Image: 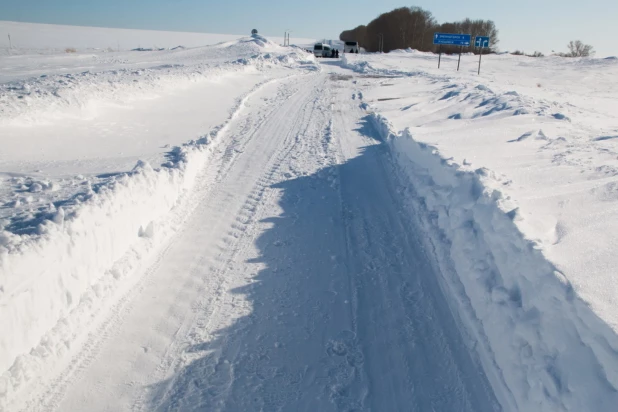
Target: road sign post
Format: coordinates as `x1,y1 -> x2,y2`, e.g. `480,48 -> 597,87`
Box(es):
457,46 -> 463,71
478,50 -> 482,74
433,33 -> 471,70
474,36 -> 490,74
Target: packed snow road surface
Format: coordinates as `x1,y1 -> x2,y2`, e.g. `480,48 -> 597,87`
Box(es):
5,27 -> 618,412
14,71 -> 498,411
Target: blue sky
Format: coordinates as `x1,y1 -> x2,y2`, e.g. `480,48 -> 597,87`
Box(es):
1,0 -> 616,56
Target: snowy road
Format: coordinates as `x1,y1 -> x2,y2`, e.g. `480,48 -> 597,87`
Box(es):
23,69 -> 499,411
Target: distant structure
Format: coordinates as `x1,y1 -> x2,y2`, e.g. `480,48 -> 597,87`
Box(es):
251,29 -> 258,35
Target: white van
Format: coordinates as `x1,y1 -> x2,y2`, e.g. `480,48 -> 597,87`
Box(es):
313,43 -> 333,58
344,41 -> 359,53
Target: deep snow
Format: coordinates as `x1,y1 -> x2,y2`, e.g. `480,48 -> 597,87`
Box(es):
0,27 -> 318,410
2,21 -> 618,412
340,51 -> 618,334
338,51 -> 618,410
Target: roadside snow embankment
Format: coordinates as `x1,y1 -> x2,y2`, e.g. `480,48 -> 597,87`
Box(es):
0,39 -> 316,407
1,63 -> 225,124
341,53 -> 423,78
0,36 -> 316,125
0,126 -> 217,404
369,113 -> 618,411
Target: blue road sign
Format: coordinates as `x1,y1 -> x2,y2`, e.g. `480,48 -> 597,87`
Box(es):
433,33 -> 471,46
475,36 -> 490,48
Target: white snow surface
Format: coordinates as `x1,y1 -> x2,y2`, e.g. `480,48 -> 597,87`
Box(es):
0,25 -> 318,410
0,20 -> 315,54
2,23 -> 618,412
341,51 -> 618,410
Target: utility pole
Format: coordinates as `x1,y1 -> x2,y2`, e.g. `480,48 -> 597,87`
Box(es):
377,33 -> 384,53
8,34 -> 12,49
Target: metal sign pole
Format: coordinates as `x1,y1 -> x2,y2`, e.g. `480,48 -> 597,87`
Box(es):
457,45 -> 462,71
478,48 -> 482,75
434,33 -> 471,70
474,37 -> 490,74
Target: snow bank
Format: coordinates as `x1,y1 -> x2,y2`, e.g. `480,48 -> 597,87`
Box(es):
0,42 -> 316,406
340,53 -> 372,74
0,91 -> 258,405
0,45 -> 314,125
368,113 -> 618,411
0,63 -> 224,124
0,131 -> 210,402
341,53 -> 422,78
233,47 -> 317,70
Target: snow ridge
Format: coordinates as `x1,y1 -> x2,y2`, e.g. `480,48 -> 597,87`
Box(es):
368,112 -> 618,411
0,48 -> 313,407
0,47 -> 314,126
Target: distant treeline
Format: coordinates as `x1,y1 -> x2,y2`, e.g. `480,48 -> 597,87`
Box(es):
340,7 -> 499,54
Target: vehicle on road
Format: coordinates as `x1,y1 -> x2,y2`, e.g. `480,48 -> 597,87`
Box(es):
344,41 -> 360,53
313,43 -> 334,58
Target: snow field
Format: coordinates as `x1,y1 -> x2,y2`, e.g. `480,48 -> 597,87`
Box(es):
1,89 -> 234,406
0,44 -> 315,125
2,20 -> 618,411
0,39 -> 317,239
370,114 -> 618,410
345,51 -> 618,327
0,21 -> 315,54
0,35 -> 317,408
341,49 -> 618,410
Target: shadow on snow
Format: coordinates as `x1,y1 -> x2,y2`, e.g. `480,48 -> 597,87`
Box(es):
145,116 -> 618,412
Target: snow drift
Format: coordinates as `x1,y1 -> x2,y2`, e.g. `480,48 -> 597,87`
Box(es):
0,38 -> 316,407
0,112 -> 222,404
368,112 -> 618,411
0,39 -> 315,125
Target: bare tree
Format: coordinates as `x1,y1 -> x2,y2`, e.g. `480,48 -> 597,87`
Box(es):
409,7 -> 436,50
566,40 -> 595,57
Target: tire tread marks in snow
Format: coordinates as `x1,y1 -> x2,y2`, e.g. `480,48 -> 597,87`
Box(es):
45,71 -> 499,412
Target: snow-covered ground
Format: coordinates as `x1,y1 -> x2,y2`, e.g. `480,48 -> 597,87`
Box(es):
337,50 -> 618,410
341,50 -> 618,331
0,24 -> 318,410
2,21 -> 618,412
0,21 -> 315,53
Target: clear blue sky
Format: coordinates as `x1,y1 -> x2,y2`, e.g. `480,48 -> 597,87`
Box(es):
1,0 -> 616,56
